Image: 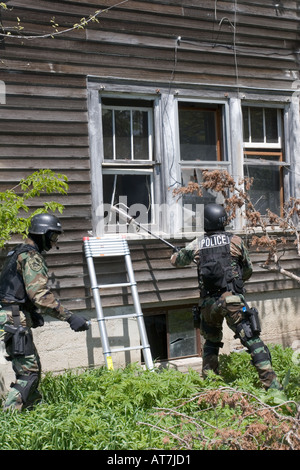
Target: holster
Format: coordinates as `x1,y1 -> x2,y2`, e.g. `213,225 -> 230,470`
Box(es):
2,304 -> 35,357
235,305 -> 261,341
244,305 -> 261,336
3,324 -> 27,356
192,305 -> 201,328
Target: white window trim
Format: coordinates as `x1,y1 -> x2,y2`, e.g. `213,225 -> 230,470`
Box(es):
242,104 -> 290,219
88,79 -> 300,238
101,101 -> 156,229
175,97 -> 231,166
102,104 -> 154,162
171,97 -> 232,236
88,88 -> 164,237
242,105 -> 283,149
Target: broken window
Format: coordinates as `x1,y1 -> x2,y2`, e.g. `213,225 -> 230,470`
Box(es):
177,102 -> 228,231
101,99 -> 154,229
143,306 -> 200,361
103,171 -> 153,224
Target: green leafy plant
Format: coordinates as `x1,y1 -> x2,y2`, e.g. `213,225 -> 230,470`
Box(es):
0,345 -> 298,450
0,169 -> 68,247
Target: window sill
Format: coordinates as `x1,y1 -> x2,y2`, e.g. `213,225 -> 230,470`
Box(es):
102,161 -> 156,167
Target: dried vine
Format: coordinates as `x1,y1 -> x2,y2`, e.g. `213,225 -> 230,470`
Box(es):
139,387 -> 300,450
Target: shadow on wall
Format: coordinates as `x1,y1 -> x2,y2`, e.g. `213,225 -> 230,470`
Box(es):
0,373 -> 6,395
247,290 -> 300,348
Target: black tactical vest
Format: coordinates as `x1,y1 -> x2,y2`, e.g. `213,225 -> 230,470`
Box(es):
0,244 -> 37,304
197,232 -> 235,296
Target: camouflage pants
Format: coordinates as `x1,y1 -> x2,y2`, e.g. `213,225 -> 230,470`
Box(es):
199,292 -> 282,390
0,311 -> 42,411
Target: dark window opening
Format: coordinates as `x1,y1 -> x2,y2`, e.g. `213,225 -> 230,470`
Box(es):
178,102 -> 223,162
103,173 -> 152,224
142,306 -> 201,362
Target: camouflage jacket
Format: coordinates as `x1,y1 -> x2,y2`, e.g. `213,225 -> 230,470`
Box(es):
171,232 -> 253,285
1,239 -> 71,321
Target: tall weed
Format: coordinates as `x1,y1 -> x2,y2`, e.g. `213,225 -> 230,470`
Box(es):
0,344 -> 298,450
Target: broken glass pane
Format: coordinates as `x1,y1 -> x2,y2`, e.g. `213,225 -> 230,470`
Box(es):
103,173 -> 152,223
245,165 -> 281,215
168,309 -> 197,358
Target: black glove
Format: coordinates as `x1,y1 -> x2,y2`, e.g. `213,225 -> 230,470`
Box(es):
67,314 -> 89,332
172,246 -> 182,253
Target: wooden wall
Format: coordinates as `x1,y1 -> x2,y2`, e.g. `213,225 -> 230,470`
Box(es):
0,1 -> 299,312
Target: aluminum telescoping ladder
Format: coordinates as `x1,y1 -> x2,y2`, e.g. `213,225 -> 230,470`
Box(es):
83,237 -> 154,371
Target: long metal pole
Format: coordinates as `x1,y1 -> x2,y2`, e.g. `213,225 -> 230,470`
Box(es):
111,204 -> 176,250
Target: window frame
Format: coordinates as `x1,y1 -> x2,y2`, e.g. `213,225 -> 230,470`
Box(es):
143,305 -> 202,362
176,98 -> 231,169
242,104 -> 287,216
98,94 -> 159,233
175,98 -> 231,234
242,106 -> 282,149
102,104 -> 154,163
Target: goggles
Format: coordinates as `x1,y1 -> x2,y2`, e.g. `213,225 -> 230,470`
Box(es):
49,232 -> 60,243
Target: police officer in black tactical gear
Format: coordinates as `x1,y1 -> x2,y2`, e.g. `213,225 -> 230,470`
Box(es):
171,203 -> 282,390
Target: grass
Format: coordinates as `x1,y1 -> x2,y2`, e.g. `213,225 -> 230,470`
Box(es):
0,344 -> 299,450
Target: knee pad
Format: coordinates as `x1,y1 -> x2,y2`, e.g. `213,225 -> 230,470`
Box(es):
12,373 -> 39,404
248,341 -> 272,366
203,339 -> 223,357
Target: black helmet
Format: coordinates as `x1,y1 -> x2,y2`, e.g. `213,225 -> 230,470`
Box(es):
204,203 -> 227,232
29,213 -> 63,235
28,213 -> 63,252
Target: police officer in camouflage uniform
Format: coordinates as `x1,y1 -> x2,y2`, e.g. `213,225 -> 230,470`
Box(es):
0,213 -> 89,411
171,203 -> 282,391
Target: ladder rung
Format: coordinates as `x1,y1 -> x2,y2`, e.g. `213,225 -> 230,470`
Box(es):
83,237 -> 130,257
102,313 -> 140,320
110,345 -> 145,353
97,282 -> 135,289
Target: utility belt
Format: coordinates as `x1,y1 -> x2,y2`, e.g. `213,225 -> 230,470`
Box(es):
200,287 -> 227,298
200,280 -> 244,299
1,302 -> 44,329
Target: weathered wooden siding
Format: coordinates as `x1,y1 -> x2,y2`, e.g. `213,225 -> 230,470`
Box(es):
81,239 -> 300,310
0,1 -> 299,311
1,1 -> 299,87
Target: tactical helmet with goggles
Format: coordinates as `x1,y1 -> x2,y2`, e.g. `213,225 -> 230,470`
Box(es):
204,203 -> 227,232
28,213 -> 63,252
